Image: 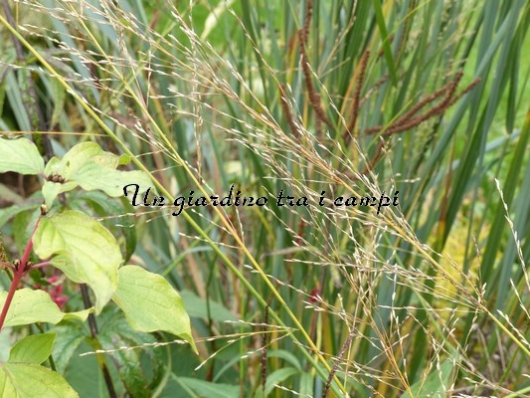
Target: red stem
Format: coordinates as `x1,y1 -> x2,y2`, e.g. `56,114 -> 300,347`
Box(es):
29,261 -> 51,270
0,215 -> 43,332
0,262 -> 14,271
0,266 -> 24,331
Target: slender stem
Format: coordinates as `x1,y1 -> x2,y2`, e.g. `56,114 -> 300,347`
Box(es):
0,266 -> 24,331
20,237 -> 34,268
0,214 -> 43,331
0,262 -> 15,271
29,261 -> 51,270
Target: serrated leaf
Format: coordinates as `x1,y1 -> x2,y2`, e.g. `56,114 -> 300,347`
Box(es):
0,138 -> 44,175
112,266 -> 196,353
9,333 -> 56,364
0,362 -> 78,398
33,210 -> 121,314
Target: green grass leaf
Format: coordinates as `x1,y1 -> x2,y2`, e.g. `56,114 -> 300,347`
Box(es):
402,360 -> 454,398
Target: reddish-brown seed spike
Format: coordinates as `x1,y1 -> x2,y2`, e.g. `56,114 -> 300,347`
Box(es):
344,50 -> 370,145
299,0 -> 333,131
279,84 -> 301,140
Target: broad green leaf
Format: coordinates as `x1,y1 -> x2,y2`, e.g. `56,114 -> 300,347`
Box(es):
9,333 -> 56,364
50,325 -> 86,374
62,309 -> 92,322
0,289 -> 90,327
72,165 -> 152,199
42,181 -> 77,209
176,377 -> 238,398
402,360 -> 454,398
0,138 -> 44,175
180,290 -> 238,323
97,311 -> 162,398
0,289 -> 63,327
33,210 -> 121,314
112,266 -> 196,353
42,142 -> 151,206
0,362 -> 78,398
44,142 -> 118,177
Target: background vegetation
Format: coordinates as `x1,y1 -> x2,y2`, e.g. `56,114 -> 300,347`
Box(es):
1,0 -> 529,396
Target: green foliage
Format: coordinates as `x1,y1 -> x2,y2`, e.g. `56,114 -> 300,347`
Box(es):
0,137 -> 195,396
9,333 -> 56,364
0,289 -> 90,327
34,211 -> 121,314
112,265 -> 197,353
0,138 -> 44,175
0,0 -> 529,397
0,362 -> 78,398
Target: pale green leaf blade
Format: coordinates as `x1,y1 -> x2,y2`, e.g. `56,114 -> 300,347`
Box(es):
9,333 -> 56,364
176,377 -> 238,398
0,363 -> 78,398
265,367 -> 299,395
0,289 -> 64,327
112,265 -> 196,353
0,138 -> 44,175
62,308 -> 92,322
72,166 -> 152,198
42,181 -> 78,208
33,210 -> 121,314
48,142 -> 117,179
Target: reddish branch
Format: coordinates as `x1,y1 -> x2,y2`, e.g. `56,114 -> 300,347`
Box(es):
344,50 -> 370,145
356,72 -> 481,176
